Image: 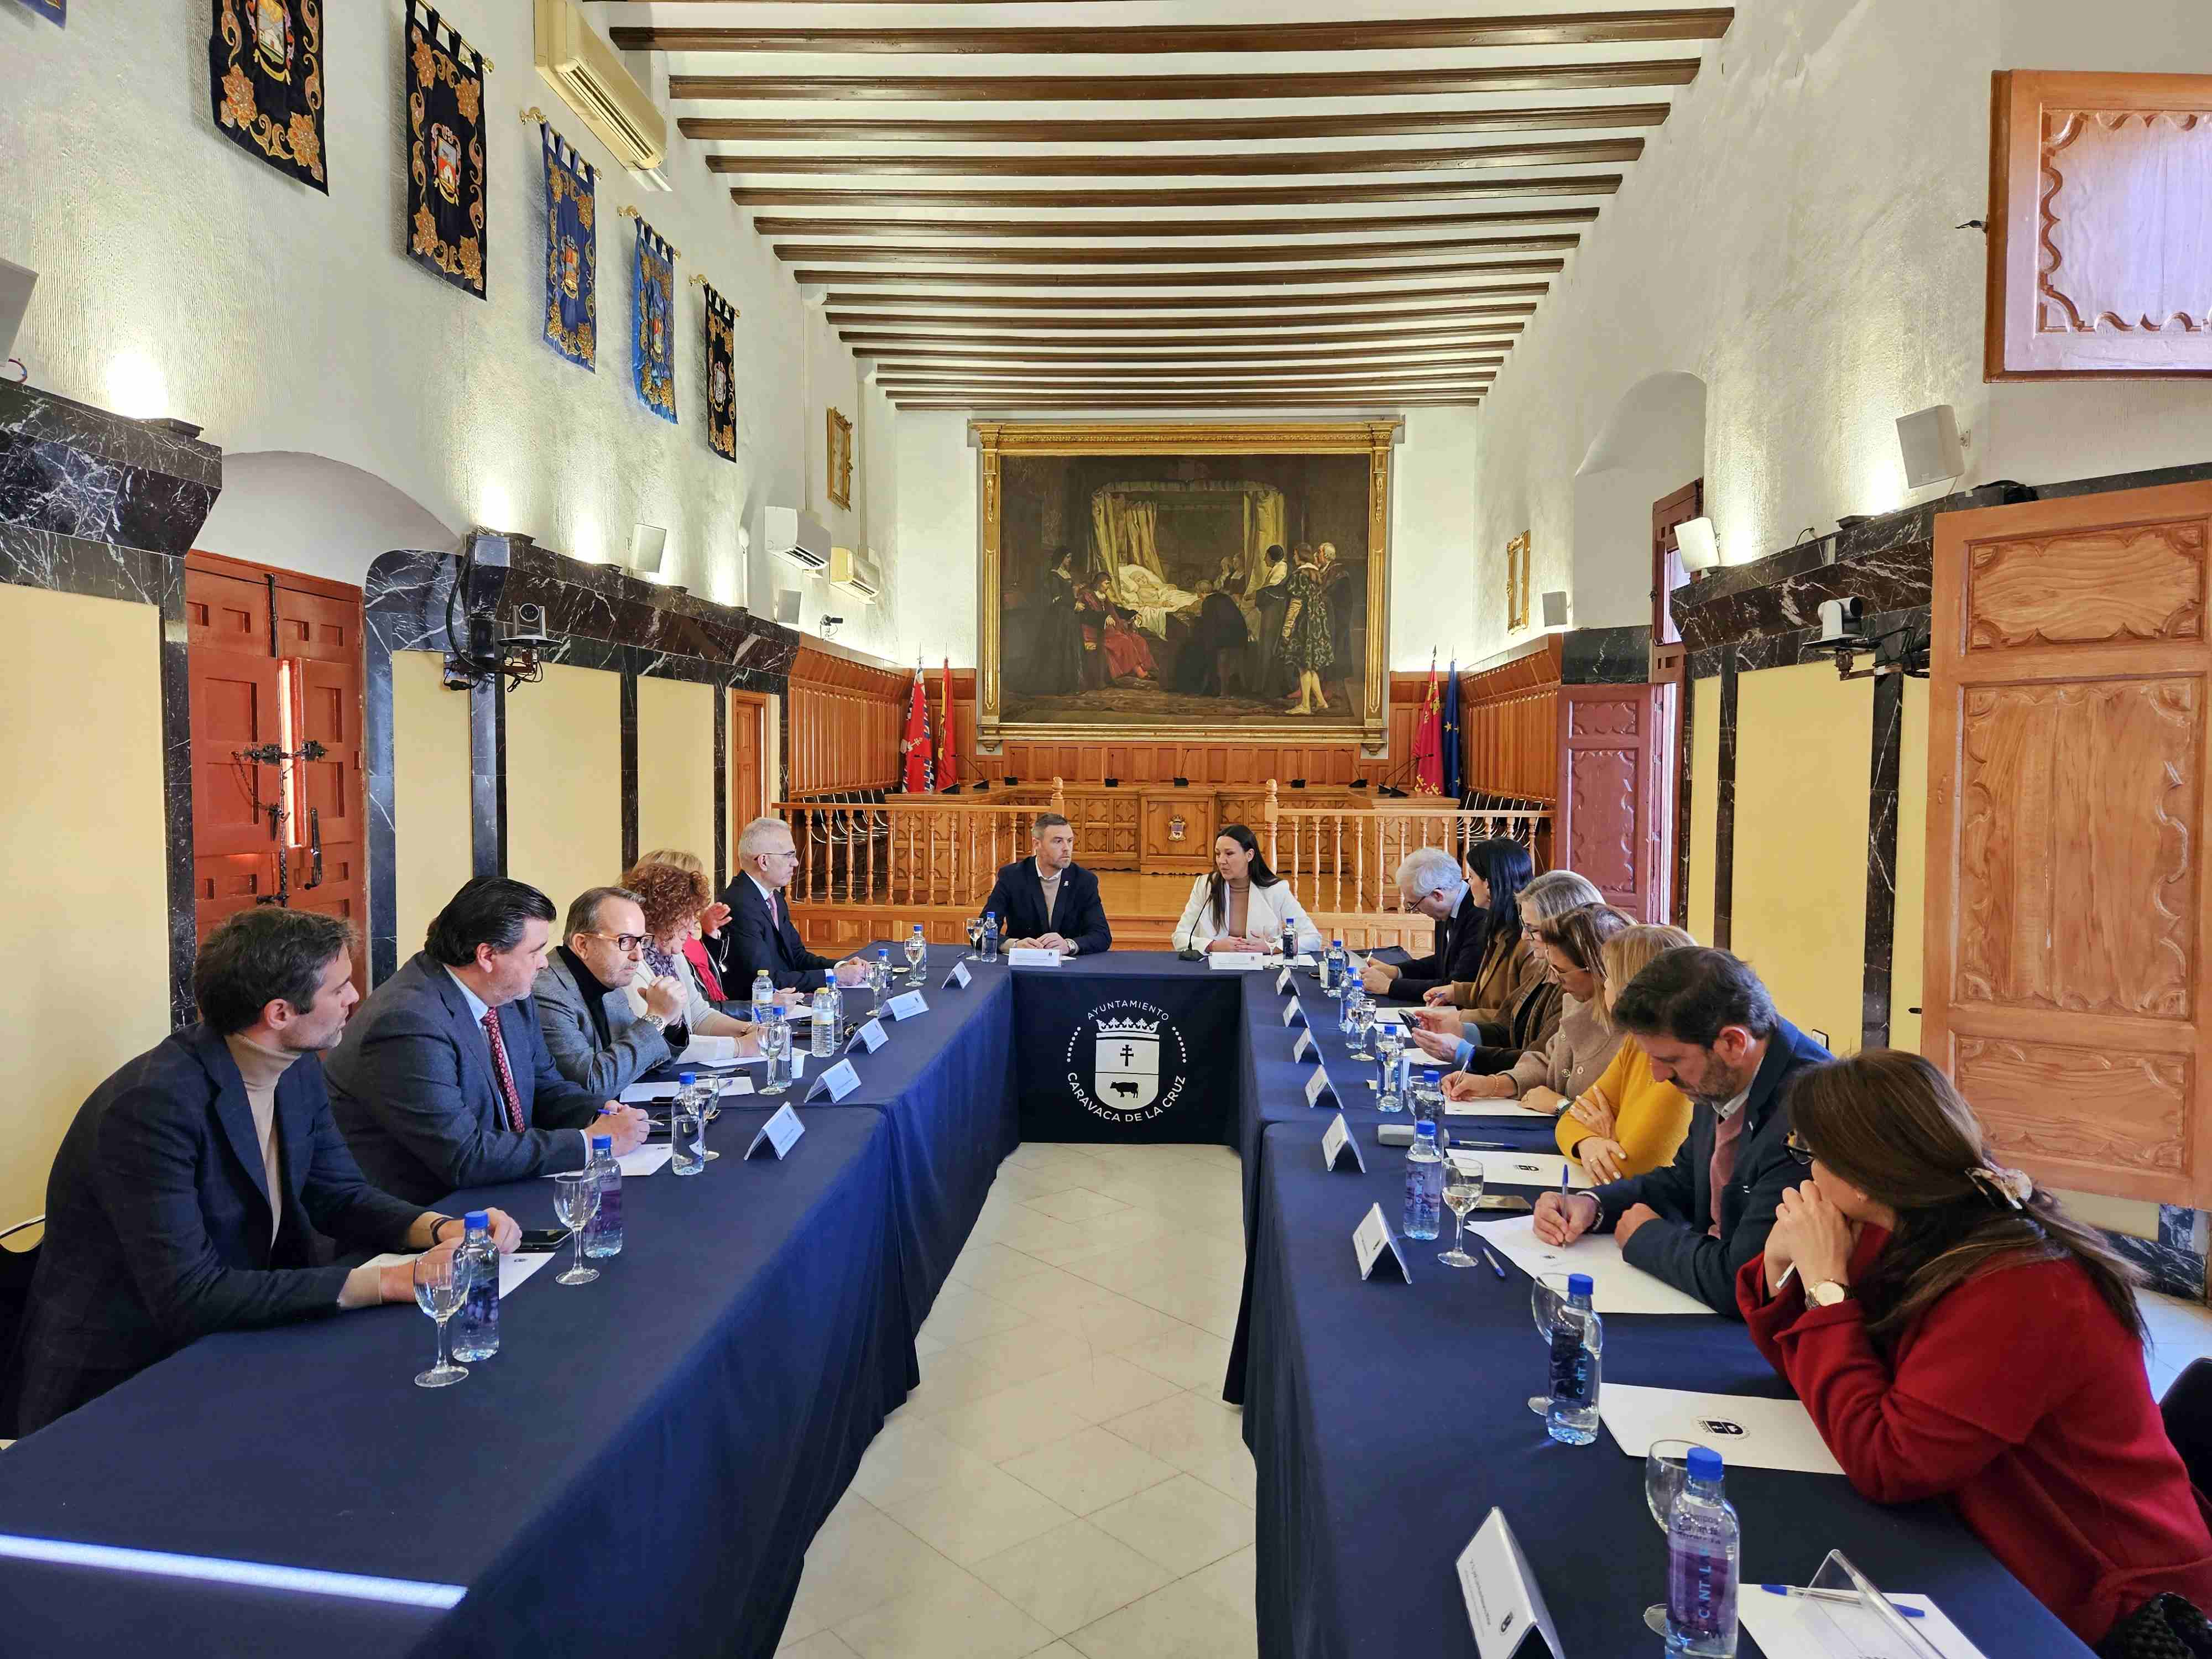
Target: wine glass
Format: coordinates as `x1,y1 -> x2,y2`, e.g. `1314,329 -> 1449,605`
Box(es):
1439,1163 -> 1485,1266
552,1172 -> 601,1286
412,1250 -> 470,1388
962,916 -> 984,957
904,928 -> 928,983
700,1076 -> 724,1162
1642,1439 -> 1705,1635
1529,1270 -> 1574,1414
761,1013 -> 792,1095
1343,991 -> 1375,1060
1373,1024 -> 1405,1112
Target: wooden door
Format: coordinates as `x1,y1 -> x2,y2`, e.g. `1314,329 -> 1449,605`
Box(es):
277,585 -> 366,986
1650,478 -> 1703,683
1556,683 -> 1668,923
731,690 -> 768,823
185,566 -> 284,935
1925,481 -> 2212,1205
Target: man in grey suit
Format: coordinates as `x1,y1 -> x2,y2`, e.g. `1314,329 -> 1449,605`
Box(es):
327,878 -> 649,1207
534,885 -> 690,1097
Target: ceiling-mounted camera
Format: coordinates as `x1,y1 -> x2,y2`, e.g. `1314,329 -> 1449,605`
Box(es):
442,548 -> 557,691
820,614 -> 845,639
507,602 -> 554,648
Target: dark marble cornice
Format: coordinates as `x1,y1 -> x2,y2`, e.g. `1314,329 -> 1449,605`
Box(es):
1561,624 -> 1648,685
0,380 -> 220,559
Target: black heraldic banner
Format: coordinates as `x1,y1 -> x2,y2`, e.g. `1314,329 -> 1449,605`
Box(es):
404,4 -> 487,299
210,0 -> 326,190
705,284 -> 738,461
1016,984 -> 1239,1145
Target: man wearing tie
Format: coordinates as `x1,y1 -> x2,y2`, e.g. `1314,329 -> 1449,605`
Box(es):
720,816 -> 869,993
326,877 -> 649,1207
983,813 -> 1113,957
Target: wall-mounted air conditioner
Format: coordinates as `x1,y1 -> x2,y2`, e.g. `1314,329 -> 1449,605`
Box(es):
830,547 -> 881,604
535,0 -> 670,186
764,505 -> 830,572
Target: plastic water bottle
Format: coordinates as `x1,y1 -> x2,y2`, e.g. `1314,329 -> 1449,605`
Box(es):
583,1134 -> 623,1258
762,1009 -> 791,1093
1402,1119 -> 1444,1240
451,1209 -> 500,1360
1324,937 -> 1348,995
1666,1447 -> 1740,1657
1280,916 -> 1298,961
981,910 -> 1000,963
671,1072 -> 707,1175
811,984 -> 838,1057
905,922 -> 927,981
1547,1271 -> 1603,1446
752,968 -> 775,1028
1412,1067 -> 1445,1130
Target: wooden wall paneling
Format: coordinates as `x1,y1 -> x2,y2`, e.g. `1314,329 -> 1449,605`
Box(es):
1459,638 -> 1564,800
788,644 -> 908,796
1926,479 -> 2212,1205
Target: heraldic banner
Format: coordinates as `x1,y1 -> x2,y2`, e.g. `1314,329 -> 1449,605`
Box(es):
541,124 -> 596,369
704,283 -> 737,460
209,0 -> 326,190
404,3 -> 487,300
633,218 -> 677,424
23,0 -> 66,25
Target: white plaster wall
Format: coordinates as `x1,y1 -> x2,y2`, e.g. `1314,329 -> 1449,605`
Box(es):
196,451 -> 460,585
1468,0 -> 2212,658
882,405 -> 1479,679
0,2 -> 876,640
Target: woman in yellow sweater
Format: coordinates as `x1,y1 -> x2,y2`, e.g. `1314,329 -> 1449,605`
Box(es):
1555,924 -> 1697,1182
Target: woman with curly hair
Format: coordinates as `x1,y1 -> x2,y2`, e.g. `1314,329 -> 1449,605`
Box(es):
634,848 -> 737,999
619,857 -> 760,1042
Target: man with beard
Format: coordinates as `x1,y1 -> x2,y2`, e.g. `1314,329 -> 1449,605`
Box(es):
1530,947 -> 1830,1315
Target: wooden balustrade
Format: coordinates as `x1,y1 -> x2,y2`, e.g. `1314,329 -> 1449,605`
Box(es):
1263,792 -> 1551,915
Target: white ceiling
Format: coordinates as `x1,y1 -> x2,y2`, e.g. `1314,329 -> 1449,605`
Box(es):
602,2 -> 1733,411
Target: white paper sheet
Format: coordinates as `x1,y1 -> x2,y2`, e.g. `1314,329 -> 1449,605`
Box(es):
362,1248 -> 556,1298
1448,1150 -> 1593,1191
1469,1214 -> 1714,1315
1739,1589 -> 1983,1659
1444,1100 -> 1554,1121
679,1035 -> 739,1065
1598,1384 -> 1845,1474
617,1144 -> 674,1177
619,1081 -> 681,1103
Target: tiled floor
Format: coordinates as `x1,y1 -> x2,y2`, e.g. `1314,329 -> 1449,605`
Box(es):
778,1140 -> 1258,1659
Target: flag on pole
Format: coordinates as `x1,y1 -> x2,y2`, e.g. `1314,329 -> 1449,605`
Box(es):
900,666 -> 935,794
939,659 -> 956,789
1412,652 -> 1445,796
1441,659 -> 1463,802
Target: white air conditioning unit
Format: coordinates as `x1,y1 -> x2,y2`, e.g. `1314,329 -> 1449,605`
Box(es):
830,547 -> 882,604
535,0 -> 669,183
764,505 -> 830,572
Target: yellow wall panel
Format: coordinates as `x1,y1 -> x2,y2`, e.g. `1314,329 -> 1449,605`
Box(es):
1686,676 -> 1721,947
637,677 -> 716,870
0,588 -> 169,1223
1892,675 -> 1929,1056
1731,663 -> 1871,1055
504,663 -> 622,917
392,650 -> 473,964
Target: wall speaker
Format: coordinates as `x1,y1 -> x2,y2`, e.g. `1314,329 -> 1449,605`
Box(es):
628,523 -> 667,576
1896,404 -> 1964,490
0,257 -> 35,363
773,590 -> 801,625
1674,517 -> 1721,572
1540,589 -> 1568,629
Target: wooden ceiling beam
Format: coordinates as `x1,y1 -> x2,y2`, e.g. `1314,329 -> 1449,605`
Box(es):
756,208 -> 1598,241
821,290 -> 1548,314
877,377 -> 1501,392
708,138 -> 1641,178
829,304 -> 1538,331
672,62 -> 1699,102
871,353 -> 1507,371
895,400 -> 1482,410
794,260 -> 1561,288
778,236 -> 1577,267
841,325 -> 1524,348
683,105 -> 1670,146
862,342 -> 1510,362
732,175 -> 1620,210
615,13 -> 1733,54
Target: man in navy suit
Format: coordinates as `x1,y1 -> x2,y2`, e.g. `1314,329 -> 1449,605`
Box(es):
326,878 -> 649,1207
13,910 -> 519,1434
982,813 -> 1113,957
719,815 -> 870,994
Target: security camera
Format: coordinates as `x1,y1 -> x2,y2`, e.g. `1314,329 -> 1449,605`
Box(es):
820,614 -> 845,638
503,601 -> 555,648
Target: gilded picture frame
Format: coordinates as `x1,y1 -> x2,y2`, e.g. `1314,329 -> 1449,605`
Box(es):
1506,531 -> 1532,632
973,419 -> 1400,754
826,408 -> 854,510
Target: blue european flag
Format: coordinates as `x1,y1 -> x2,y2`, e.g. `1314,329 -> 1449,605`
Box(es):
1441,660 -> 1462,801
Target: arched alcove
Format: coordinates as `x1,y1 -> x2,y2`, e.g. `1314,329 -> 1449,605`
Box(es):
1569,373 -> 1709,629
195,451 -> 460,589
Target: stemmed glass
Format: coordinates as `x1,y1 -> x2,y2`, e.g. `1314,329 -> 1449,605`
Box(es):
1343,990 -> 1376,1060
552,1171 -> 602,1286
412,1250 -> 470,1388
1642,1439 -> 1704,1635
1374,1024 -> 1406,1113
1439,1163 -> 1485,1266
1528,1270 -> 1575,1414
701,1076 -> 724,1161
761,1013 -> 792,1095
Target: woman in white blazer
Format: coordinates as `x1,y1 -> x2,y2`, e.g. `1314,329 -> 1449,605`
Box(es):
1173,824 -> 1326,955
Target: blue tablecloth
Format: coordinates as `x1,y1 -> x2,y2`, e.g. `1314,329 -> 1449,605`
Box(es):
0,1107 -> 916,1659
1240,1115 -> 2092,1658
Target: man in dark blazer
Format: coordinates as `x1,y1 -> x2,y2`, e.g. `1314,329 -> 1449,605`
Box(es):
13,910 -> 518,1434
1364,846 -> 1486,1002
719,815 -> 870,993
1532,947 -> 1832,1316
326,878 -> 648,1207
982,812 -> 1113,957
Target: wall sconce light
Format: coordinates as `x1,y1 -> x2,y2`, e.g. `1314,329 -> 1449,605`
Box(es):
628,523 -> 667,576
1896,404 -> 1966,491
1674,517 -> 1721,572
1802,596 -> 1929,681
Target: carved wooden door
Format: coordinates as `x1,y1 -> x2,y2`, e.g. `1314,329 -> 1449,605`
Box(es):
1556,684 -> 1668,924
185,565 -> 284,937
1925,481 -> 2212,1205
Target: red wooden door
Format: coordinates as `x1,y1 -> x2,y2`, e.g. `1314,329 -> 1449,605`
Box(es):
186,566 -> 285,936
1556,682 -> 1668,923
731,691 -> 768,823
277,586 -> 366,987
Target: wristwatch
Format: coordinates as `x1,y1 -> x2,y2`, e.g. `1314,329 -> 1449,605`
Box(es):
1808,1280 -> 1853,1308
640,1012 -> 667,1034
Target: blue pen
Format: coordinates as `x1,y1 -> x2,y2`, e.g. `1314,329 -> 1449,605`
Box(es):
1758,1586 -> 1924,1619
1558,1164 -> 1571,1197
1480,1244 -> 1507,1279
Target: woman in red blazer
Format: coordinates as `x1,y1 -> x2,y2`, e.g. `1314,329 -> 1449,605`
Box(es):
1739,1050 -> 2212,1650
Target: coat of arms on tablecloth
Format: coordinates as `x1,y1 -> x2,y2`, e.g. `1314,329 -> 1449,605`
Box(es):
1094,1016 -> 1162,1112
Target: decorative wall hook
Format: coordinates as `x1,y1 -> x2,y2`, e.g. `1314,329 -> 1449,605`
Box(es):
520,106 -> 545,123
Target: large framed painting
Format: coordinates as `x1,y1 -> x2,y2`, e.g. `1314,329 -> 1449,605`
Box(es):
975,420 -> 1398,753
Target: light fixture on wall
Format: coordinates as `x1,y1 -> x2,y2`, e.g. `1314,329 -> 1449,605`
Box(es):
628,523 -> 667,576
1896,404 -> 1968,491
1801,596 -> 1929,682
1674,516 -> 1721,572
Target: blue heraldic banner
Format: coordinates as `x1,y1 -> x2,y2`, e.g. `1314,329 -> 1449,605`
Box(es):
209,0 -> 326,190
633,220 -> 677,424
705,284 -> 737,461
21,0 -> 65,24
404,3 -> 486,299
541,124 -> 596,369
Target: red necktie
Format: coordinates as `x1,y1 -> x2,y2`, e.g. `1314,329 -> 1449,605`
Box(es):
768,888 -> 780,932
481,1009 -> 526,1133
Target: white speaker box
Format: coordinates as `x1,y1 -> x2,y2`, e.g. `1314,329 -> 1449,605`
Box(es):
1540,589 -> 1568,628
1896,405 -> 1964,490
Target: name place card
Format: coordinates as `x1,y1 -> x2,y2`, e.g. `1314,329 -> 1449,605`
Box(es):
1291,1028 -> 1315,1063
1320,1112 -> 1364,1173
885,990 -> 930,1021
745,1103 -> 807,1161
1207,952 -> 1267,971
943,961 -> 973,989
1006,947 -> 1062,967
1457,1509 -> 1564,1659
1281,998 -> 1308,1029
1276,966 -> 1295,994
849,1018 -> 888,1053
806,1058 -> 862,1103
1352,1202 -> 1412,1282
1305,1067 -> 1338,1109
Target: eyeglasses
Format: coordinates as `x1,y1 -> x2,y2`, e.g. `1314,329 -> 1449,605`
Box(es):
758,849 -> 799,863
1785,1131 -> 1814,1167
584,931 -> 648,952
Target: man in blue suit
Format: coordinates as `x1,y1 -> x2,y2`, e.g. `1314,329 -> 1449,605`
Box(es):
983,813 -> 1113,957
327,878 -> 649,1207
13,910 -> 517,1434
